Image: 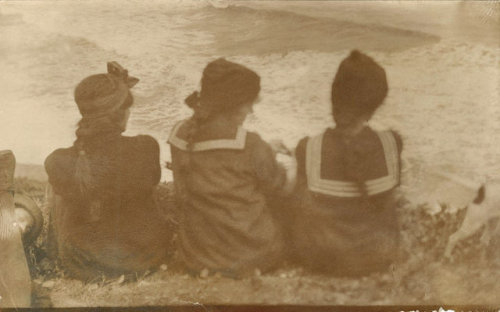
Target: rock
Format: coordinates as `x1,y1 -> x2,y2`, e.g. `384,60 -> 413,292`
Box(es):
426,202 -> 442,215
138,280 -> 151,287
88,284 -> 98,290
254,268 -> 261,277
160,264 -> 168,271
116,275 -> 125,284
42,280 -> 55,289
39,258 -> 55,274
250,276 -> 263,289
199,268 -> 209,279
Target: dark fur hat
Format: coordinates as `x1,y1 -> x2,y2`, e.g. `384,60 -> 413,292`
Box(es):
186,58 -> 260,114
331,50 -> 388,119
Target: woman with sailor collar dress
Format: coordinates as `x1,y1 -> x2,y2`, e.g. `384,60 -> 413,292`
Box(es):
289,50 -> 403,277
168,58 -> 290,277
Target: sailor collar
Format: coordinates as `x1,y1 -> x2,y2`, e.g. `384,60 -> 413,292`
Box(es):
168,120 -> 247,152
306,129 -> 399,197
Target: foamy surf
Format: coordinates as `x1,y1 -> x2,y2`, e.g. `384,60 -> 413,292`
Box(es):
0,0 -> 498,182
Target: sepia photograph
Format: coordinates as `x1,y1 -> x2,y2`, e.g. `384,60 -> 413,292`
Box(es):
1,0 -> 499,310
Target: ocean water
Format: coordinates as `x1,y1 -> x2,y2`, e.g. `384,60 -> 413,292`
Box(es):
1,0 -> 499,182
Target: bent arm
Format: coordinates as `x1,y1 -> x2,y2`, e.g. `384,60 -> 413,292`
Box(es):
250,134 -> 288,197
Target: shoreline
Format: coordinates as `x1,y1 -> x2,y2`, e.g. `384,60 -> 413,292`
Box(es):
16,163 -> 48,182
1,2 -> 498,174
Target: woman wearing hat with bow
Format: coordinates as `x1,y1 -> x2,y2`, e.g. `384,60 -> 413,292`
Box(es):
45,62 -> 172,281
168,58 -> 290,277
289,50 -> 403,276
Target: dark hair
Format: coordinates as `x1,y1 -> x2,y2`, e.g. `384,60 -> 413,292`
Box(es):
73,75 -> 133,198
331,50 -> 388,201
183,91 -> 210,151
341,138 -> 370,200
184,58 -> 260,150
331,50 -> 388,124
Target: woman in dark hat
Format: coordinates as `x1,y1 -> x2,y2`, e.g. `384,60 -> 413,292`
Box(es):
289,50 -> 403,276
45,62 -> 172,281
168,58 -> 289,277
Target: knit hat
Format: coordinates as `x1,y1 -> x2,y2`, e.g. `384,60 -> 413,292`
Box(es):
75,62 -> 139,118
331,50 -> 388,118
185,58 -> 260,114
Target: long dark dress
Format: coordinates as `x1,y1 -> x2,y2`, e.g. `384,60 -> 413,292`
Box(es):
289,127 -> 403,276
168,120 -> 286,276
45,135 -> 172,281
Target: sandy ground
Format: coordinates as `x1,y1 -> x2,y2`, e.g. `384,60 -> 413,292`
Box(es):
12,167 -> 500,308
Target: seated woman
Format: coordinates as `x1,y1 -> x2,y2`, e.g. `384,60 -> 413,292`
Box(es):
45,62 -> 172,282
168,58 -> 290,277
289,50 -> 403,277
0,150 -> 31,307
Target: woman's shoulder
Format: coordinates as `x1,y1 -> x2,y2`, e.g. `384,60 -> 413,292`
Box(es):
167,119 -> 191,141
121,135 -> 160,152
245,130 -> 264,145
295,129 -> 328,152
370,127 -> 401,139
384,129 -> 403,154
44,147 -> 75,169
44,147 -> 77,182
357,127 -> 403,156
245,131 -> 276,153
244,131 -> 279,163
362,127 -> 403,154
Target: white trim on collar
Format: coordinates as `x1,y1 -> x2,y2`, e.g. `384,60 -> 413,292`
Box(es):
168,120 -> 247,152
306,130 -> 399,197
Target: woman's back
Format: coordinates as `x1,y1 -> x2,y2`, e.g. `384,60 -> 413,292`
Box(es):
287,50 -> 403,276
44,63 -> 172,280
46,135 -> 160,204
291,127 -> 402,276
169,120 -> 285,275
46,134 -> 171,280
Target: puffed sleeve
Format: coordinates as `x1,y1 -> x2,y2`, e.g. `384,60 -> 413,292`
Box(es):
44,149 -> 78,197
136,135 -> 161,186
